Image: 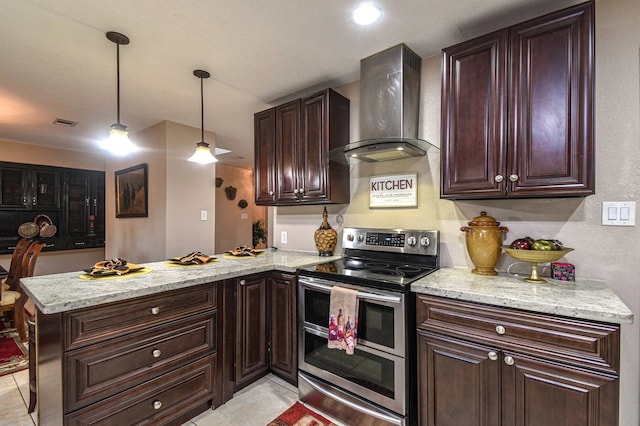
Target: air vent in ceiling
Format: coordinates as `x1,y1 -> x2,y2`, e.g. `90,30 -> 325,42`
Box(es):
52,118 -> 78,127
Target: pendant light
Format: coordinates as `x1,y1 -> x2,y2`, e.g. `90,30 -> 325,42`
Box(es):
100,31 -> 138,155
188,69 -> 218,164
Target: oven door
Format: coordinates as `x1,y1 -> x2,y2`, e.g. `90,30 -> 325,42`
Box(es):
298,276 -> 407,415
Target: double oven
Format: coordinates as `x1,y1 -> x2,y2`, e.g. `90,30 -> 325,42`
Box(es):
298,227 -> 439,426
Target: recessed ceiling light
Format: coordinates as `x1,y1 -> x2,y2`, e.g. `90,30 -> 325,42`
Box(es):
351,3 -> 382,26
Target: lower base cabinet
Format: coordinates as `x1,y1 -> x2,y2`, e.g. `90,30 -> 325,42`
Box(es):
417,295 -> 620,426
228,271 -> 298,394
37,283 -> 222,426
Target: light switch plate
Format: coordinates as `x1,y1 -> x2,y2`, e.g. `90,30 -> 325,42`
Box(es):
602,201 -> 636,226
200,210 -> 207,221
281,231 -> 288,244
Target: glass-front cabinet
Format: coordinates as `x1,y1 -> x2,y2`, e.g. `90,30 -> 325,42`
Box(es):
0,161 -> 105,254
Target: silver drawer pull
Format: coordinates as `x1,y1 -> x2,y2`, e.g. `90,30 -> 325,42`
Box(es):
495,325 -> 506,335
504,356 -> 515,366
153,400 -> 162,410
240,279 -> 246,286
152,349 -> 162,358
488,351 -> 498,361
150,307 -> 160,315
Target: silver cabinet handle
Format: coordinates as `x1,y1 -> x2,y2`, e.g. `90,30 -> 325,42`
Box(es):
299,187 -> 304,193
153,400 -> 162,410
240,279 -> 246,286
488,351 -> 498,361
495,175 -> 504,183
495,325 -> 506,335
504,356 -> 515,366
293,188 -> 299,194
152,349 -> 161,358
509,174 -> 519,182
269,190 -> 274,196
32,196 -> 37,205
23,196 -> 27,206
150,307 -> 160,315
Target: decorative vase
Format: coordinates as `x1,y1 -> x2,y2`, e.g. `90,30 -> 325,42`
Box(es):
314,207 -> 338,256
461,211 -> 509,275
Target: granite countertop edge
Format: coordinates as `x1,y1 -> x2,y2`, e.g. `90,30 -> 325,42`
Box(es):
21,249 -> 340,315
411,267 -> 634,325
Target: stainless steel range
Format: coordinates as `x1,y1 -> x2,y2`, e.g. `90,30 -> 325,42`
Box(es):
298,227 -> 439,426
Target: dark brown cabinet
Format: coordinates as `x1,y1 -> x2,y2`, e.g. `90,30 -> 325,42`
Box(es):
441,1 -> 594,199
0,162 -> 61,210
37,283 -> 221,426
0,161 -> 105,254
416,294 -> 620,426
63,169 -> 105,248
254,88 -> 350,206
231,271 -> 298,393
268,271 -> 297,383
234,273 -> 269,389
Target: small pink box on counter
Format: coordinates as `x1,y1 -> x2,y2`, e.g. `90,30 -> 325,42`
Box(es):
551,262 -> 575,281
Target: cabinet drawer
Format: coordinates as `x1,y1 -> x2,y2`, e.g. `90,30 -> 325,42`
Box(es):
417,295 -> 619,373
65,311 -> 216,412
64,354 -> 215,426
65,283 -> 217,349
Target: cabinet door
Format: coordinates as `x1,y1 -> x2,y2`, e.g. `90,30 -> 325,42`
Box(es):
508,2 -> 594,196
441,30 -> 508,199
300,92 -> 330,203
31,167 -> 61,209
275,99 -> 301,204
268,272 -> 297,384
0,164 -> 29,209
235,274 -> 268,389
502,352 -> 618,426
417,331 -> 501,426
65,170 -> 91,236
254,108 -> 277,205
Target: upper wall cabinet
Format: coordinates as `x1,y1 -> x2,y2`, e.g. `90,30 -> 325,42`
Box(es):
0,163 -> 61,210
254,88 -> 350,206
440,1 -> 594,199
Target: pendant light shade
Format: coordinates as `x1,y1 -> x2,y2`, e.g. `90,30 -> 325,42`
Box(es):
188,69 -> 218,164
101,31 -> 138,155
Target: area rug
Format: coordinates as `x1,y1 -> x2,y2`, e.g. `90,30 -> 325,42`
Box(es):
268,402 -> 337,426
0,321 -> 28,377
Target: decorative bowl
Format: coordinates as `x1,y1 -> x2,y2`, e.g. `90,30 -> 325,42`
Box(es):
501,246 -> 574,283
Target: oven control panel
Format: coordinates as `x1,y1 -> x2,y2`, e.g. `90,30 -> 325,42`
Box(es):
343,227 -> 439,256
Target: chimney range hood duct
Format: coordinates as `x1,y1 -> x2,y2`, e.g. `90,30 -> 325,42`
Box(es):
333,43 -> 438,163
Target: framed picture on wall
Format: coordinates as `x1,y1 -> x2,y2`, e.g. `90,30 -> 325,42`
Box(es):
115,163 -> 148,218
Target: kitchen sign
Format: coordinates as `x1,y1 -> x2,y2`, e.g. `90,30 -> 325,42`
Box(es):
369,173 -> 417,208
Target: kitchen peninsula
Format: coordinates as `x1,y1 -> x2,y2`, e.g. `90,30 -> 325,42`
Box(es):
21,249 -> 338,426
21,253 -> 633,425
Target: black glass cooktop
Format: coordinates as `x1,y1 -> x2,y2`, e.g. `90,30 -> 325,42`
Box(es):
299,254 -> 437,292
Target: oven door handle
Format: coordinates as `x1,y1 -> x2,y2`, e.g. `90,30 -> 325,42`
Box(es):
301,279 -> 402,304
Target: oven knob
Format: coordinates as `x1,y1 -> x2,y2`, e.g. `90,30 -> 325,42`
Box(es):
357,234 -> 364,242
420,236 -> 430,247
407,236 -> 417,246
346,234 -> 354,242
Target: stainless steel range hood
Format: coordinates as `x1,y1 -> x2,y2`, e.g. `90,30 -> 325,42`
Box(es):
333,43 -> 438,163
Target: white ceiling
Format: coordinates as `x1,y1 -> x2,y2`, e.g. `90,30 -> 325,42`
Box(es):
0,0 -> 582,168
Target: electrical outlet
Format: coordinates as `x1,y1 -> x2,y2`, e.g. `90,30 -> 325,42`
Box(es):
281,231 -> 288,244
240,213 -> 248,220
200,210 -> 207,221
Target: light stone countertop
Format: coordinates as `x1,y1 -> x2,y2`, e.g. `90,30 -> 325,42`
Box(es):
20,249 -> 339,314
411,267 -> 634,324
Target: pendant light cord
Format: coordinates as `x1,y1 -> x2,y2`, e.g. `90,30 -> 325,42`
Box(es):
200,75 -> 205,142
116,42 -> 121,125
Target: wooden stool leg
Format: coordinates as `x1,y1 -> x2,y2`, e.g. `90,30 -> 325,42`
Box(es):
27,318 -> 36,413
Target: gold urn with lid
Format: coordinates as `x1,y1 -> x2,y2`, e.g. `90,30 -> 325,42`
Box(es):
314,206 -> 338,257
461,211 -> 509,275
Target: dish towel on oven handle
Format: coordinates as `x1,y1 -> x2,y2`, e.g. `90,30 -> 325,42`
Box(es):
327,286 -> 358,355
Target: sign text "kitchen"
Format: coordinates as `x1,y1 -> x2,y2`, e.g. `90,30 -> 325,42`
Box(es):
371,178 -> 414,191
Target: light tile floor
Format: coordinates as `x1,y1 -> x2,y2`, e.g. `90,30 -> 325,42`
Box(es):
0,370 -> 345,426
